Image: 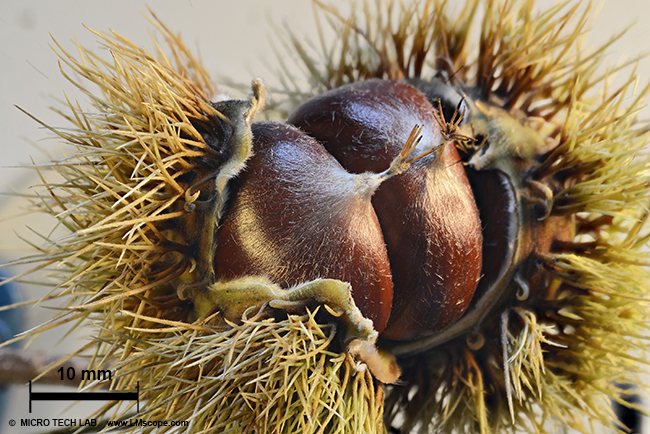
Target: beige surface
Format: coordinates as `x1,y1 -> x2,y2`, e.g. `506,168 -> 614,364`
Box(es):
0,1 -> 649,433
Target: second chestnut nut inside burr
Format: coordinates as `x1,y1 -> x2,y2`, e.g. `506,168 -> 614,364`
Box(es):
214,79 -> 483,341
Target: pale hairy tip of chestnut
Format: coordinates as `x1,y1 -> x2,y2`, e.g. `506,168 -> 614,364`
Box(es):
246,78 -> 269,123
348,339 -> 401,385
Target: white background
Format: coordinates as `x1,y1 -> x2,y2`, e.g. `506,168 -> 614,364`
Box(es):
0,1 -> 649,433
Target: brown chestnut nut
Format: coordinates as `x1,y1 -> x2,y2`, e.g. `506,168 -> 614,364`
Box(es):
214,122 -> 396,332
288,79 -> 483,340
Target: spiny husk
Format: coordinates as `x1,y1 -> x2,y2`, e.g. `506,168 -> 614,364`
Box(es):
276,1 -> 650,433
95,307 -> 384,434
3,14 -> 384,434
11,15 -> 220,315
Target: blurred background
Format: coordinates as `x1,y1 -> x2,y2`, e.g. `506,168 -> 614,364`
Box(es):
0,0 -> 649,432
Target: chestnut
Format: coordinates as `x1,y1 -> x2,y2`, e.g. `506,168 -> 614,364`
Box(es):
288,79 -> 483,340
215,122 -> 396,332
215,79 -> 482,340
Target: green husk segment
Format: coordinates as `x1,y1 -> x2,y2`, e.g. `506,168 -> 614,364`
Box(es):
277,1 -> 650,433
4,14 -> 385,434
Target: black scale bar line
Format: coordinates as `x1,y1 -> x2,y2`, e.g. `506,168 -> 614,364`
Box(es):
29,381 -> 139,413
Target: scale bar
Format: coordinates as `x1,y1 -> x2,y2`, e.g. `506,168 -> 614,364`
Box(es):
31,392 -> 138,401
29,381 -> 139,413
